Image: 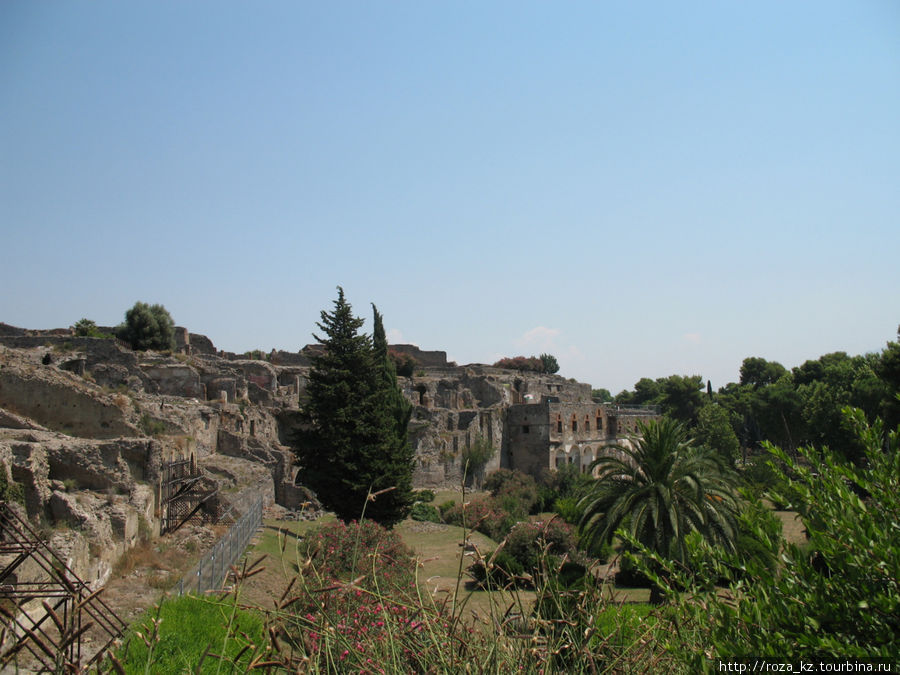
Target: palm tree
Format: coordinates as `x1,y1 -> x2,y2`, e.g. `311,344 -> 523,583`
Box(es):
578,418 -> 741,602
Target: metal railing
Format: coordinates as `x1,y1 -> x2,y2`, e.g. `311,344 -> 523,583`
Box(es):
602,403 -> 661,415
175,494 -> 263,595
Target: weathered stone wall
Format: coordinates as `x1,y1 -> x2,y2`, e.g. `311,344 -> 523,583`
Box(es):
140,362 -> 204,398
506,402 -> 555,478
389,344 -> 448,368
186,332 -> 217,356
0,364 -> 138,439
409,406 -> 504,487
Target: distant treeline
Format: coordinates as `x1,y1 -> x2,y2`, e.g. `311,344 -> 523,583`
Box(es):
614,325 -> 900,464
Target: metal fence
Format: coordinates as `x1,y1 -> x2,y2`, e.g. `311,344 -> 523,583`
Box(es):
175,494 -> 263,595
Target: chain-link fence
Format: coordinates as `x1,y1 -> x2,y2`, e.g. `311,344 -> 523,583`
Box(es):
175,494 -> 263,595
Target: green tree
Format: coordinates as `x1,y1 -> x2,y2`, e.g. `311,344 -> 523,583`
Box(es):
293,289 -> 414,527
615,377 -> 661,405
695,404 -> 740,464
116,302 -> 175,351
660,374 -> 706,425
578,418 -> 741,603
539,353 -> 560,374
875,326 -> 900,429
739,356 -> 787,387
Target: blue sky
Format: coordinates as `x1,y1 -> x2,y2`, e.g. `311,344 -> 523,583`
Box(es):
2,1 -> 898,394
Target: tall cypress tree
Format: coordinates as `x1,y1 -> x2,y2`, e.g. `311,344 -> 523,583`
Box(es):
371,305 -> 415,520
293,288 -> 414,527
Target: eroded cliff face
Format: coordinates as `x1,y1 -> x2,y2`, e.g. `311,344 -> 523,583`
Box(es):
0,336 -> 302,589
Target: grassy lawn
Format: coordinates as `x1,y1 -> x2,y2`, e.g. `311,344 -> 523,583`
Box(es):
396,519 -> 534,620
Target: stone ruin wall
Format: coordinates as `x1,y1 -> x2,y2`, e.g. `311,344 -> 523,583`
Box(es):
0,327 -> 607,491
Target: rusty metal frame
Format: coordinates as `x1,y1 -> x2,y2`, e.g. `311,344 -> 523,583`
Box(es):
0,501 -> 126,672
160,457 -> 220,534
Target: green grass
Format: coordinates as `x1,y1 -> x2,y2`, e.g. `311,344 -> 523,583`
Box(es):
112,594 -> 265,674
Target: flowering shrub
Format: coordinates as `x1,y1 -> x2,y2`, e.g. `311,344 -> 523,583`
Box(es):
278,519 -> 486,672
299,519 -> 415,588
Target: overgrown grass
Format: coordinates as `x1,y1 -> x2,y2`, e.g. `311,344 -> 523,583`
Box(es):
111,594 -> 266,674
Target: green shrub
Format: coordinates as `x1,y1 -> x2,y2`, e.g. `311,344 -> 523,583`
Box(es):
72,318 -> 113,338
461,436 -> 496,488
388,350 -> 417,377
632,408 -> 900,664
413,488 -> 435,503
484,468 -> 540,515
409,502 -> 440,523
469,518 -> 580,589
553,496 -> 582,524
0,470 -> 24,506
437,499 -> 455,519
278,519 -> 485,672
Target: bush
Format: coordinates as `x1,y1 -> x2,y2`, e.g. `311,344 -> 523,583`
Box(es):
437,500 -> 455,519
300,519 -> 415,588
442,494 -> 517,541
461,436 -> 496,488
484,469 -> 540,515
72,318 -> 113,338
409,502 -> 440,523
413,489 -> 435,503
139,414 -> 166,437
492,355 -> 545,373
117,302 -> 176,351
540,353 -> 560,374
469,519 -> 580,589
277,518 -> 488,672
553,496 -> 582,525
632,409 -> 900,664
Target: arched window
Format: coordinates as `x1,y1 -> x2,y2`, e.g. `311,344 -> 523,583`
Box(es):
571,414 -> 578,432
585,415 -> 590,432
556,414 -> 563,433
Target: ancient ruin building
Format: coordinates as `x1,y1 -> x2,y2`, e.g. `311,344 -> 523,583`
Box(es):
507,400 -> 660,478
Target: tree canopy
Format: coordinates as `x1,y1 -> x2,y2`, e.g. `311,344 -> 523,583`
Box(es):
116,302 -> 175,351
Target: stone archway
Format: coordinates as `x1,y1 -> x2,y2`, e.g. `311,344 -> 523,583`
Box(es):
581,446 -> 594,473
570,445 -> 581,468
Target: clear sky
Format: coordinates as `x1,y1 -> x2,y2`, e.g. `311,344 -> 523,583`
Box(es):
2,1 -> 898,394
